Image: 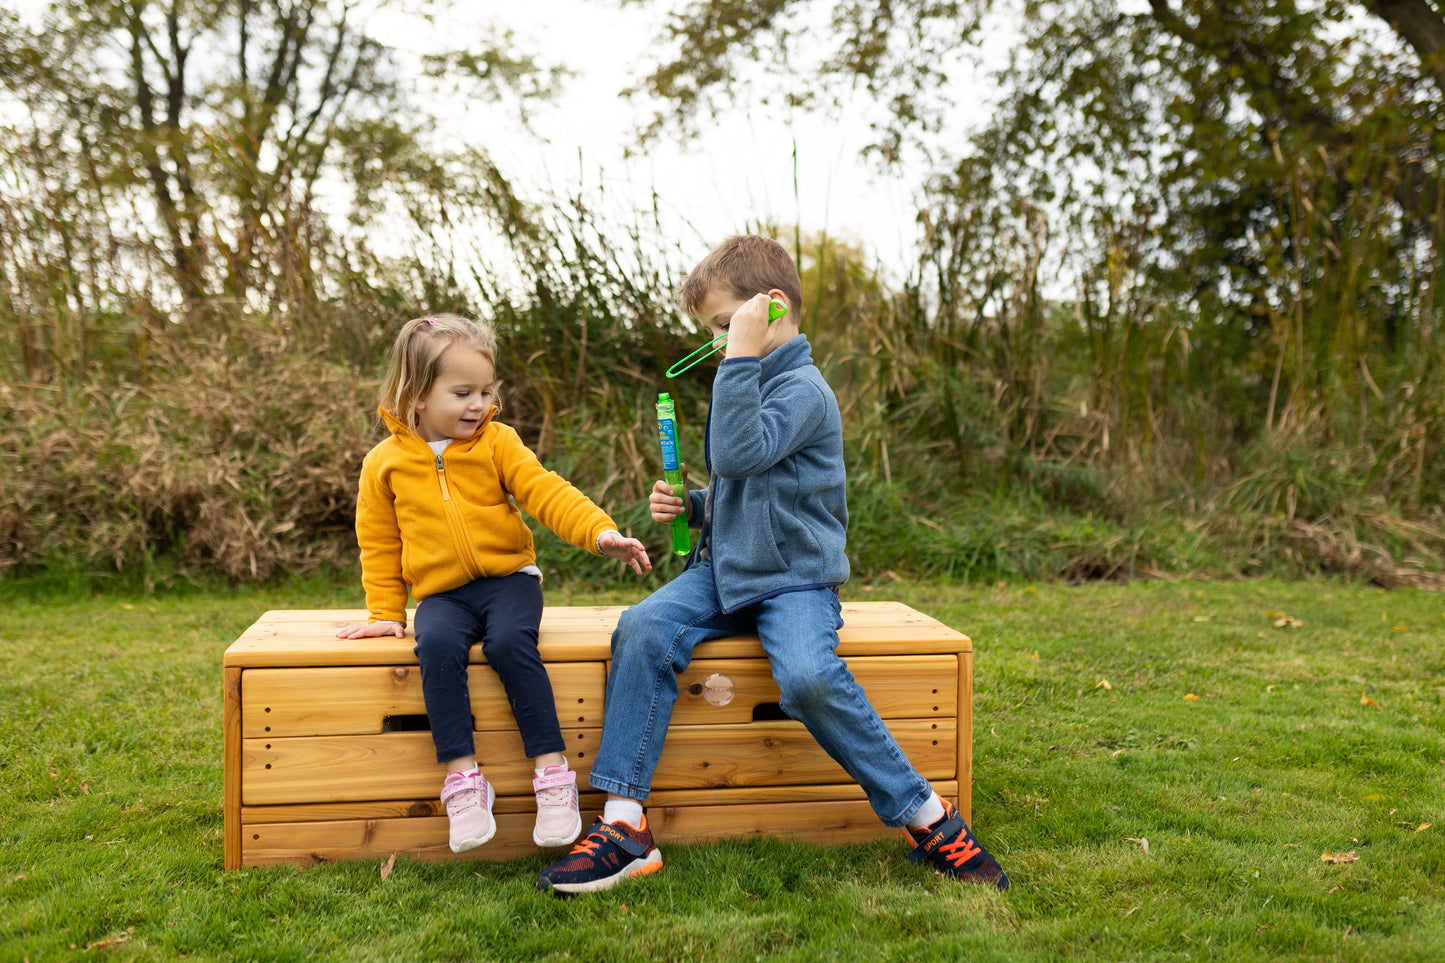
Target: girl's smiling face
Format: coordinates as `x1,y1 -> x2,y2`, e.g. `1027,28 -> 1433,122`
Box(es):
413,345 -> 496,442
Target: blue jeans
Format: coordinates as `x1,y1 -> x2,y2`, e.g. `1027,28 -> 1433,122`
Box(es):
589,562 -> 934,827
412,573 -> 564,764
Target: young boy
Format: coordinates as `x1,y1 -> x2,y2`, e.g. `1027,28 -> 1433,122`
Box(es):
536,235 -> 1008,895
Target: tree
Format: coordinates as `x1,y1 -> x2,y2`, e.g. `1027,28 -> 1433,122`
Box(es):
621,0 -> 1445,503
0,0 -> 556,326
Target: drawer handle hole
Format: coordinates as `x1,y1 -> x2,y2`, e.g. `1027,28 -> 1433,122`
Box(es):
382,714 -> 432,732
752,702 -> 792,722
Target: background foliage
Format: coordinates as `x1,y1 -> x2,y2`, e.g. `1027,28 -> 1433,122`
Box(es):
1,0 -> 1442,591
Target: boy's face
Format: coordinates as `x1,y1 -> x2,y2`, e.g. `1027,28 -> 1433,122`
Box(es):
414,345 -> 496,442
694,286 -> 798,361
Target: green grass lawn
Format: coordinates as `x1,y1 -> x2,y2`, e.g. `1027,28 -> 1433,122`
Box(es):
2,577 -> 1442,961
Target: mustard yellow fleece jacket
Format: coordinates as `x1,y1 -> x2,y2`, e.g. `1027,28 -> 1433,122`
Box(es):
356,406 -> 617,626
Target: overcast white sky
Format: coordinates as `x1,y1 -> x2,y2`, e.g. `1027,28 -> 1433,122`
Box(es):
373,0 -> 968,280
6,0 -> 989,279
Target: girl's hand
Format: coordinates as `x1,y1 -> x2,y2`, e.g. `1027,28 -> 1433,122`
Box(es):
336,620 -> 406,639
597,529 -> 652,576
649,462 -> 690,523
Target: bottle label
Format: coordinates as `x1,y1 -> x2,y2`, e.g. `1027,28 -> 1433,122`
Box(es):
658,418 -> 680,470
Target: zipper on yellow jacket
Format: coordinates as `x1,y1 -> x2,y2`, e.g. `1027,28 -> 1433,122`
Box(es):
435,451 -> 487,579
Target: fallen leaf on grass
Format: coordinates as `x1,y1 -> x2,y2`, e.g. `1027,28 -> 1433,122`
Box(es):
1412,823 -> 1432,834
1360,696 -> 1377,707
1321,851 -> 1359,864
1184,693 -> 1200,701
1329,885 -> 1344,894
380,853 -> 395,880
86,929 -> 132,950
1274,616 -> 1303,628
1096,678 -> 1113,690
1124,837 -> 1150,854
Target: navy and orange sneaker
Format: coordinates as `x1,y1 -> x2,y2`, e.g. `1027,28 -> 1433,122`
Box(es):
535,813 -> 663,895
904,800 -> 1010,890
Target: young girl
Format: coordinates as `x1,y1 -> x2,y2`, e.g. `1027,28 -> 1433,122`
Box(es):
338,313 -> 651,853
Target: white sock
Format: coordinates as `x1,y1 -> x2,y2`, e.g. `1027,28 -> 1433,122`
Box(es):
451,764 -> 479,776
535,761 -> 569,778
603,799 -> 645,827
907,793 -> 947,831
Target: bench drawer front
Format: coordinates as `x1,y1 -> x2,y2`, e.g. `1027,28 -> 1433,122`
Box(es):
650,719 -> 955,791
241,726 -> 599,805
241,663 -> 606,736
669,655 -> 956,726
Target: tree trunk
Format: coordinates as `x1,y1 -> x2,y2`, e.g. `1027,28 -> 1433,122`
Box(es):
1369,0 -> 1445,95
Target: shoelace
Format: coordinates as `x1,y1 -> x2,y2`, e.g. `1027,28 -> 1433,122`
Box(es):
573,831 -> 607,856
937,833 -> 982,868
537,785 -> 575,807
445,777 -> 488,813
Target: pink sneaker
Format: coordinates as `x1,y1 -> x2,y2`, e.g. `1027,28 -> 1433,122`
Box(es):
440,769 -> 495,853
532,765 -> 582,847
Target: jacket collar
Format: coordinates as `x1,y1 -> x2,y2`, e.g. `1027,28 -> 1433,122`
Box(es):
759,334 -> 812,382
378,404 -> 498,453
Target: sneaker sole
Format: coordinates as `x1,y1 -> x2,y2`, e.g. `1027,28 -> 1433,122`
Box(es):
536,850 -> 663,895
449,822 -> 497,853
533,814 -> 583,848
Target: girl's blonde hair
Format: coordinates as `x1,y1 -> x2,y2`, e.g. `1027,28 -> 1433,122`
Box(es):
379,313 -> 499,433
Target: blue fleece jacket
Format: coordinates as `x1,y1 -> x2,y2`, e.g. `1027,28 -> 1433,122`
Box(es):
686,334 -> 849,612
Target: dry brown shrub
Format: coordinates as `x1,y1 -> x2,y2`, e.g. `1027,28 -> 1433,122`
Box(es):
0,352 -> 378,581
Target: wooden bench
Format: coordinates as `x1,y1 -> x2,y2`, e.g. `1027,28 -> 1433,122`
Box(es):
222,601 -> 973,868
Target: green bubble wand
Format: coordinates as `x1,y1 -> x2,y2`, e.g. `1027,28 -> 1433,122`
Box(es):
665,298 -> 788,378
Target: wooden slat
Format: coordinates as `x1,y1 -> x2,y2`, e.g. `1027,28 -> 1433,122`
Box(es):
223,602 -> 971,668
241,813 -> 545,866
649,719 -> 954,791
957,650 -> 974,824
241,727 -> 600,805
241,663 -> 605,737
243,718 -> 951,805
670,655 -> 956,725
649,799 -> 892,846
223,666 -> 243,870
239,797 -> 911,867
239,781 -> 960,826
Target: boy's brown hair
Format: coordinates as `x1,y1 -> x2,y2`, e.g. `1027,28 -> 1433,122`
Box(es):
679,235 -> 804,323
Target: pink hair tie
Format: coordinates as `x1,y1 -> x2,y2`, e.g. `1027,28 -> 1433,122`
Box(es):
425,316 -> 438,325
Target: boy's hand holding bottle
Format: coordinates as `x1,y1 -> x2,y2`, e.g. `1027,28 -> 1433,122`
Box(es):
649,463 -> 690,524
597,529 -> 652,576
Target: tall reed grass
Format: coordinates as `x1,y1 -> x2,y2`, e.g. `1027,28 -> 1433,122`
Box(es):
1,160 -> 1441,589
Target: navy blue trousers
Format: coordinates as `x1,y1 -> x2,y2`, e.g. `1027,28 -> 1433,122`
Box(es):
412,572 -> 565,763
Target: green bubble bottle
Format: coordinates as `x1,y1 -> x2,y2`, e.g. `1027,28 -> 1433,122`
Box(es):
655,392 -> 691,556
